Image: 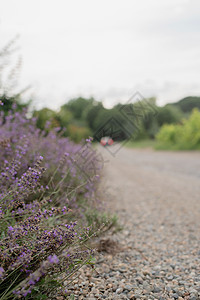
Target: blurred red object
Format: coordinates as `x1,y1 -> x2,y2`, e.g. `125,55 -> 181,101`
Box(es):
100,136 -> 114,146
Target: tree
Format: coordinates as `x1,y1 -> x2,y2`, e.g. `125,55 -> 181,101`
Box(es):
62,97 -> 94,120
33,108 -> 59,130
57,106 -> 73,128
157,105 -> 183,127
85,101 -> 104,131
171,96 -> 200,113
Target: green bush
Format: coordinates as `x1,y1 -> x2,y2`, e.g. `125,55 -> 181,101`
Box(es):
67,124 -> 92,143
156,105 -> 183,127
156,109 -> 200,150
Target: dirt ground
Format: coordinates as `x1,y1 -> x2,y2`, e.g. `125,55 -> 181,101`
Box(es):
99,147 -> 200,298
101,147 -> 200,215
66,147 -> 200,299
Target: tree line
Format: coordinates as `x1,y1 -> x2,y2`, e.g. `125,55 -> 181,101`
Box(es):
32,96 -> 200,143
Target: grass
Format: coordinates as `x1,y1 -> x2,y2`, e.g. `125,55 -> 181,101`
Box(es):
125,139 -> 200,151
154,143 -> 200,151
125,139 -> 157,149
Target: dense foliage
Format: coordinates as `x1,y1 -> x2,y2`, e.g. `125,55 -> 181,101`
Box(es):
0,104 -> 105,299
34,97 -> 158,142
170,96 -> 200,113
156,109 -> 200,150
33,96 -> 200,144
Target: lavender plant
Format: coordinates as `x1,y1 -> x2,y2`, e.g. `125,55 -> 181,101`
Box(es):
0,104 -> 104,299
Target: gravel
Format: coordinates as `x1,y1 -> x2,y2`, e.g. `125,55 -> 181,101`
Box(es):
63,148 -> 200,299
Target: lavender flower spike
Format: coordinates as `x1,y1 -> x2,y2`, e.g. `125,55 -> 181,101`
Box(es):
0,267 -> 5,278
48,254 -> 59,264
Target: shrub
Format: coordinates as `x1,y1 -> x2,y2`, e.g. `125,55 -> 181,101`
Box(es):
67,124 -> 92,143
156,105 -> 183,127
156,108 -> 200,150
0,104 -> 104,298
156,124 -> 177,145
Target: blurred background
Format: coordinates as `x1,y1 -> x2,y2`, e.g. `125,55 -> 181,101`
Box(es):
1,0 -> 200,147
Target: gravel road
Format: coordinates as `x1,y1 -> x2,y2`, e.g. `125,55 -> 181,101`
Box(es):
66,148 -> 200,300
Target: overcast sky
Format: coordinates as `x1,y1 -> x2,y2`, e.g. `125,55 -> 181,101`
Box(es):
1,0 -> 200,110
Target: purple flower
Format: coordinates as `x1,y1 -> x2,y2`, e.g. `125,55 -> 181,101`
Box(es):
0,267 -> 5,278
48,254 -> 59,264
8,226 -> 14,232
0,107 -> 103,296
29,279 -> 35,285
